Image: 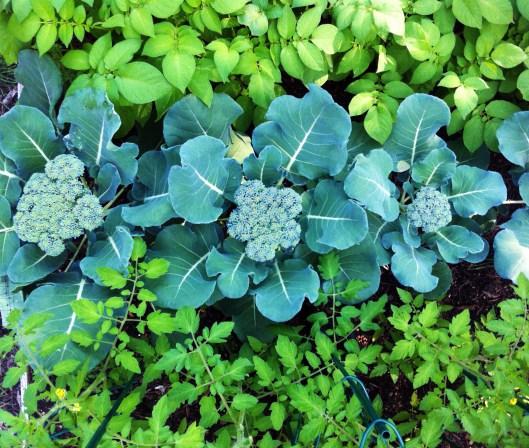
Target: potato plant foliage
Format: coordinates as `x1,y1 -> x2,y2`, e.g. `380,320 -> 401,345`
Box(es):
1,0 -> 529,151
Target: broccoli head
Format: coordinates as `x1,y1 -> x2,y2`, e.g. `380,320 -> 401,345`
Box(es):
227,180 -> 302,262
407,186 -> 452,233
14,154 -> 104,256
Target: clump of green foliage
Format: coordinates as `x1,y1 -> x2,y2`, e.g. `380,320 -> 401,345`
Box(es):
384,278 -> 529,447
2,0 -> 529,150
1,250 -> 528,447
14,154 -> 103,256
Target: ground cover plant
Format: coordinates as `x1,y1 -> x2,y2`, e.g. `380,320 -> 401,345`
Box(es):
1,1 -> 529,447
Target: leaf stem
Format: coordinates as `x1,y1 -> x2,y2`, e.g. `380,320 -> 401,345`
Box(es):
190,331 -> 238,425
64,235 -> 87,273
503,200 -> 525,205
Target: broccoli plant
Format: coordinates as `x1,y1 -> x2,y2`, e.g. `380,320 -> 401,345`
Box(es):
344,93 -> 507,294
0,59 -> 141,372
14,155 -> 103,256
0,83 -> 139,289
0,58 -> 513,357
227,180 -> 302,262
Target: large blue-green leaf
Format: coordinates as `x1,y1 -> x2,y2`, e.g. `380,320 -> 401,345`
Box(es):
80,227 -> 133,285
0,197 -> 19,275
205,238 -> 268,299
7,244 -> 67,284
367,212 -> 398,266
446,165 -> 507,217
390,238 -> 438,292
336,237 -> 381,302
145,224 -> 218,308
253,84 -> 350,180
497,111 -> 529,168
168,136 -> 241,223
0,154 -> 22,205
344,149 -> 399,222
122,151 -> 176,227
162,144 -> 180,166
400,216 -> 421,248
163,93 -> 243,147
384,94 -> 450,170
335,123 -> 380,181
58,88 -> 138,183
243,146 -> 284,186
252,259 -> 320,322
15,50 -> 62,118
346,122 -> 379,163
96,163 -> 121,203
219,296 -> 274,342
424,261 -> 452,300
411,147 -> 456,187
519,172 -> 529,204
463,239 -> 489,263
0,106 -> 65,177
302,179 -> 367,253
58,88 -> 118,163
102,142 -> 139,185
494,209 -> 529,282
429,225 -> 485,264
18,274 -> 113,371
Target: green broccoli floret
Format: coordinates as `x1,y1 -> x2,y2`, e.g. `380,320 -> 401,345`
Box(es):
14,154 -> 104,256
227,180 -> 302,262
407,186 -> 452,233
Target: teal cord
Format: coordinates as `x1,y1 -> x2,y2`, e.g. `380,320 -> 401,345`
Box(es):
291,413 -> 302,445
331,354 -> 405,447
359,419 -> 405,448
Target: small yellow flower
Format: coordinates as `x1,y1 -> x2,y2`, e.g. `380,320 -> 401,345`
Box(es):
509,398 -> 518,406
55,388 -> 67,400
69,402 -> 81,413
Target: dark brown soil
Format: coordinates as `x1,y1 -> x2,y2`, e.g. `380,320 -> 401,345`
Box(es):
440,432 -> 484,448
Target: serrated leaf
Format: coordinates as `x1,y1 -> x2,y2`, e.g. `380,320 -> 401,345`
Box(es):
232,393 -> 258,410
270,402 -> 286,431
275,335 -> 297,369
